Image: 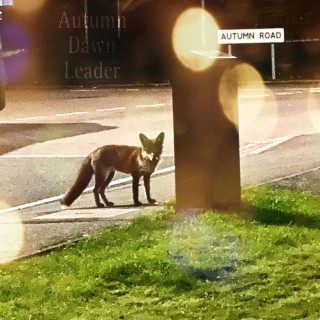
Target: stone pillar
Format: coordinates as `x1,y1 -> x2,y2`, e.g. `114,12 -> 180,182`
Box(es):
171,59 -> 241,211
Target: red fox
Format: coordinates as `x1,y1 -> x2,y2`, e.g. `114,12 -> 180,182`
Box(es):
60,132 -> 165,208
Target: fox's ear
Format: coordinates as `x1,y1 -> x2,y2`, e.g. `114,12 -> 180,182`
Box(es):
139,133 -> 149,146
156,132 -> 165,144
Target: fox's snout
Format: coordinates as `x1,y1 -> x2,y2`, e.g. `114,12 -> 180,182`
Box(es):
151,153 -> 159,162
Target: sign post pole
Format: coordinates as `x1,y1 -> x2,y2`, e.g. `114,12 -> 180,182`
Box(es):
271,43 -> 276,80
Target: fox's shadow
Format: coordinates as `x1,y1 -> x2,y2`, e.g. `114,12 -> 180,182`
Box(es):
72,203 -> 160,211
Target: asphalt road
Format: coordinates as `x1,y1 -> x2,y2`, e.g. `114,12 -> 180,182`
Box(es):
1,82 -> 320,262
0,86 -> 175,210
0,82 -> 320,211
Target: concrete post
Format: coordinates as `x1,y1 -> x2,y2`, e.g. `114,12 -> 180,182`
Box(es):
151,0 -> 241,211
171,59 -> 241,211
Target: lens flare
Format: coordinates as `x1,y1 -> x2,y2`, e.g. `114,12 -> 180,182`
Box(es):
13,0 -> 46,13
168,215 -> 243,280
232,63 -> 279,143
307,86 -> 320,133
172,8 -> 220,72
1,22 -> 32,82
0,210 -> 25,264
219,67 -> 239,127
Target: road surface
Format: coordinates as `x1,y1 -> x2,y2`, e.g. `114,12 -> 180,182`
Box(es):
0,82 -> 320,211
1,82 -> 320,262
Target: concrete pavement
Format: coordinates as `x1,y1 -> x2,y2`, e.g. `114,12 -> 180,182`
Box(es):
3,163 -> 320,264
0,172 -> 175,263
2,129 -> 320,263
0,99 -> 320,263
2,154 -> 320,263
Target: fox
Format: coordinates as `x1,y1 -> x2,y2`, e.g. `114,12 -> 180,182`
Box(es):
60,132 -> 165,208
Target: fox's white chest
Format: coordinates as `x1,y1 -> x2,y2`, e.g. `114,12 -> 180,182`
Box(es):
138,151 -> 158,173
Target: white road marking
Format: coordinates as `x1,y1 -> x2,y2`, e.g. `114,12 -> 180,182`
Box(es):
1,154 -> 175,159
9,88 -> 311,123
0,153 -> 176,161
0,166 -> 175,215
239,95 -> 253,99
55,112 -> 89,117
11,108 -> 125,123
256,166 -> 320,187
251,135 -> 295,155
69,89 -> 97,92
239,89 -> 312,99
136,103 -> 166,108
275,92 -> 294,96
0,154 -> 86,158
240,135 -> 297,156
239,143 -> 256,151
255,94 -> 270,98
239,94 -> 270,99
96,107 -> 125,112
14,116 -> 48,121
0,194 -> 64,214
309,88 -> 320,93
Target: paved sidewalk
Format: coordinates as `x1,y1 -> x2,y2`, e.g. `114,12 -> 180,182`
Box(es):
2,162 -> 320,263
0,173 -> 175,263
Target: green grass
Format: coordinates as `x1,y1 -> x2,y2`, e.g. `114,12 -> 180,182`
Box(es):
1,187 -> 320,319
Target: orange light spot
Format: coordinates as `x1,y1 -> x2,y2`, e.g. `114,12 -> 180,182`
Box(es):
0,210 -> 25,264
172,8 -> 220,72
234,64 -> 279,143
13,0 -> 46,13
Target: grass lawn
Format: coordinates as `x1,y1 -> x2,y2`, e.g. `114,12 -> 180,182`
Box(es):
1,187 -> 320,319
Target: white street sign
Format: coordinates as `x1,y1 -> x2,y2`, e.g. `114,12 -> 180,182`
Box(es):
218,28 -> 285,44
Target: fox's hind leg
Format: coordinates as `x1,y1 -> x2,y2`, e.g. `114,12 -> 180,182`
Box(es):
100,170 -> 115,207
93,170 -> 107,208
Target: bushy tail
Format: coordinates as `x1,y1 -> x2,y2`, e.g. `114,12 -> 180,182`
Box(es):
61,156 -> 94,206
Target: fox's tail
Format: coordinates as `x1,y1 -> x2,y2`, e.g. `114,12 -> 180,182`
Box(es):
60,156 -> 93,207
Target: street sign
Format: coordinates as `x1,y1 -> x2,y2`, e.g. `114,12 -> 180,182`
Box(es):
218,28 -> 285,44
0,0 -> 13,6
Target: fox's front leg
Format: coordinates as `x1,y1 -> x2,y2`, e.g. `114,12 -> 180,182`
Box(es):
144,174 -> 157,204
132,175 -> 142,206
